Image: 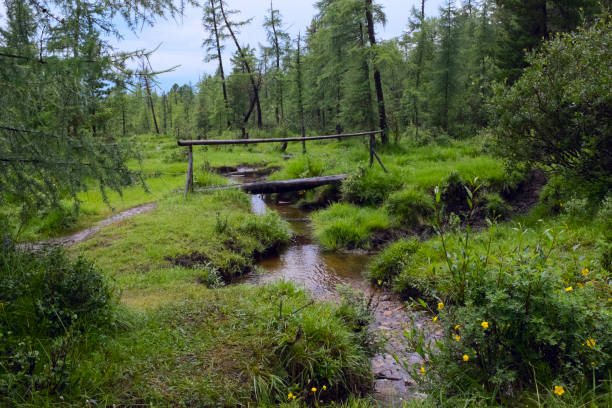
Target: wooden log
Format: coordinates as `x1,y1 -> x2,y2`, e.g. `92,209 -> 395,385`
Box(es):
194,174 -> 348,195
184,146 -> 194,197
178,131 -> 382,146
372,149 -> 389,173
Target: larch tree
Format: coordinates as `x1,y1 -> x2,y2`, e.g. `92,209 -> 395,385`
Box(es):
0,0 -> 187,231
202,0 -> 231,129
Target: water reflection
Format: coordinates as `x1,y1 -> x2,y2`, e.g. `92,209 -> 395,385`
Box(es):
234,173 -> 421,405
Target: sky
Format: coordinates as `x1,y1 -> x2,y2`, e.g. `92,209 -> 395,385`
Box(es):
112,0 -> 445,91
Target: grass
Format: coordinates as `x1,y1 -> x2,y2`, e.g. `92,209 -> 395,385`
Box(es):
5,130 -> 610,406
311,203 -> 390,250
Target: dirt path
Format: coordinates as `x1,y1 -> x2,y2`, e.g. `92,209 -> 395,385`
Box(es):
28,202 -> 157,248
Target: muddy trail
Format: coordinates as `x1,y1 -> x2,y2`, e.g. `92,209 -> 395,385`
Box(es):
231,170 -> 426,405
28,202 -> 157,248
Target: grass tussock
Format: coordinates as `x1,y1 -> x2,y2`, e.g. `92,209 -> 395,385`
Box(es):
311,203 -> 390,250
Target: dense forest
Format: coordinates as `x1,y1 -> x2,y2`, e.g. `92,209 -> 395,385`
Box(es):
1,0 -> 611,407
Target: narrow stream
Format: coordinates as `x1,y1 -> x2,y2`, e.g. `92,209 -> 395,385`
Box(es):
230,170 -> 424,405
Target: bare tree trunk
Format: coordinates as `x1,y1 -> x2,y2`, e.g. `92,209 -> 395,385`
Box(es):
414,0 -> 426,140
365,0 -> 388,144
210,0 -> 231,129
162,92 -> 167,132
270,0 -> 284,126
143,73 -> 160,135
297,33 -> 306,154
219,0 -> 263,129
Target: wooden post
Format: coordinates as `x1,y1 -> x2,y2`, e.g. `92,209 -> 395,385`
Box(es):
184,146 -> 194,198
372,149 -> 389,173
369,134 -> 374,167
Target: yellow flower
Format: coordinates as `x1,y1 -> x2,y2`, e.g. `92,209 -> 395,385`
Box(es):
341,297 -> 344,301
293,395 -> 297,400
586,338 -> 596,348
565,286 -> 573,292
481,321 -> 489,329
554,385 -> 565,396
433,316 -> 438,323
454,324 -> 461,330
463,354 -> 469,362
378,280 -> 382,285
454,335 -> 461,342
288,393 -> 294,400
322,385 -> 327,391
311,387 -> 317,392
420,365 -> 426,374
582,268 -> 589,276
437,302 -> 444,310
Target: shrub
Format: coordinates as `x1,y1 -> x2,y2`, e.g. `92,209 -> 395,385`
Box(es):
341,166 -> 402,206
0,244 -> 113,399
367,239 -> 420,284
441,171 -> 468,213
538,175 -> 566,215
311,204 -> 390,250
196,263 -> 225,288
385,189 -> 433,227
483,192 -> 512,219
491,16 -> 612,190
401,189 -> 612,400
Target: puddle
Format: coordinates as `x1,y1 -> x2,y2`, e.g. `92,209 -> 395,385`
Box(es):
230,171 -> 423,404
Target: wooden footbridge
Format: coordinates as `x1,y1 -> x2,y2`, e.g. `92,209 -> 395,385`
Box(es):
177,130 -> 387,197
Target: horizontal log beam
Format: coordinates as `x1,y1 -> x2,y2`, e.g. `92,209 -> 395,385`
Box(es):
177,131 -> 382,146
195,174 -> 348,195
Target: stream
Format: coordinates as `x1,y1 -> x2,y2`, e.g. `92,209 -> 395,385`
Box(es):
231,169 -> 425,405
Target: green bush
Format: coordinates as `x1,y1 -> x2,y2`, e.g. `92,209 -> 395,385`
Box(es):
367,239 -> 420,284
441,171 -> 469,213
385,188 -> 433,227
341,166 -> 402,206
311,204 -> 390,250
538,175 -> 566,215
0,244 -> 113,399
563,196 -> 591,221
491,16 -> 612,190
402,215 -> 612,400
483,192 -> 512,219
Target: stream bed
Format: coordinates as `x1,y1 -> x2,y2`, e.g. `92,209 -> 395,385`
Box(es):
236,184 -> 425,405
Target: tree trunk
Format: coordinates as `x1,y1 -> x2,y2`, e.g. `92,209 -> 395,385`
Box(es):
365,0 -> 388,144
210,0 -> 231,129
220,0 -> 263,129
270,0 -> 284,126
414,0 -> 426,139
297,33 -> 306,154
143,73 -> 160,134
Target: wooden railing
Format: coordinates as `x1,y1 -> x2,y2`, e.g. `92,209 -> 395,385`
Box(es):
177,130 -> 387,197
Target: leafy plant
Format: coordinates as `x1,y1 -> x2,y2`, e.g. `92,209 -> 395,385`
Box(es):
400,184 -> 612,401
0,244 -> 114,400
